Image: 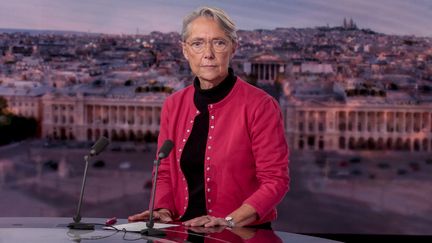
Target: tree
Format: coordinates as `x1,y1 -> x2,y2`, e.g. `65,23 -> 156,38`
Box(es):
0,96 -> 7,115
0,97 -> 37,145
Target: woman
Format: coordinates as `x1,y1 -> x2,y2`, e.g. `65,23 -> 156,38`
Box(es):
129,6 -> 289,228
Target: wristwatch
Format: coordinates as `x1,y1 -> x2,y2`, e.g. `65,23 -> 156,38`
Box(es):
224,216 -> 235,228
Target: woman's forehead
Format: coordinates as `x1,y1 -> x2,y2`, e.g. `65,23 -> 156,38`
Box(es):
187,17 -> 226,38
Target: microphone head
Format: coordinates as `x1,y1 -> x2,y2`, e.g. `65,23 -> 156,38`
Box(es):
158,140 -> 174,159
90,136 -> 110,156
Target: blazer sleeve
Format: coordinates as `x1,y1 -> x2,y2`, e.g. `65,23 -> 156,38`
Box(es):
153,98 -> 176,215
243,96 -> 290,219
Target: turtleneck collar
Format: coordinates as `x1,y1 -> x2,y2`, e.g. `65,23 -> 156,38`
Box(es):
193,68 -> 236,112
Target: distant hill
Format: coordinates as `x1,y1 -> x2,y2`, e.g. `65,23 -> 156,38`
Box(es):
0,28 -> 100,36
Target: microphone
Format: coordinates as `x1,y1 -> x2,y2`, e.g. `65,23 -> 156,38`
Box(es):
68,136 -> 110,230
90,136 -> 109,156
158,140 -> 174,159
142,139 -> 174,237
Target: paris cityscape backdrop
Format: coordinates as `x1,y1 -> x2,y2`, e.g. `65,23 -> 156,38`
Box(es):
0,0 -> 431,236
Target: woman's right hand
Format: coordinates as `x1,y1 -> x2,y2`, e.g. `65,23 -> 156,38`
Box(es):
128,209 -> 173,223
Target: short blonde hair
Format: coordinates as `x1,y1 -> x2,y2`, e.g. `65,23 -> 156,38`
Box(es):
181,6 -> 238,43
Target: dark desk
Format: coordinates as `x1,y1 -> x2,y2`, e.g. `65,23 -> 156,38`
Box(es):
0,217 -> 340,242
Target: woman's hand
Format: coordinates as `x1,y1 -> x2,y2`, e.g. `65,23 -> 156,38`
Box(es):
183,215 -> 229,228
128,209 -> 173,223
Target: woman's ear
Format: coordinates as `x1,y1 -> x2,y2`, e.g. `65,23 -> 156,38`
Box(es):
230,42 -> 238,58
182,43 -> 189,60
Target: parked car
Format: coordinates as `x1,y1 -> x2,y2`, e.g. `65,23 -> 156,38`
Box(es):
349,157 -> 362,163
397,168 -> 407,175
409,162 -> 420,171
43,160 -> 58,171
377,162 -> 390,169
92,160 -> 105,168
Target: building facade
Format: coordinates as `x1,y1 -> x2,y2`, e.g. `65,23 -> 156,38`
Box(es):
282,99 -> 432,153
41,92 -> 164,142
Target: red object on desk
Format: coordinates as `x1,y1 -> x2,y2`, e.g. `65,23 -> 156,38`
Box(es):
105,217 -> 117,226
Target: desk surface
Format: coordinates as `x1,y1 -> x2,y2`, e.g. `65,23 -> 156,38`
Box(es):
0,217 -> 339,242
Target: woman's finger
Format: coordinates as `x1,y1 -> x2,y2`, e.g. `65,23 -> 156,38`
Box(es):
128,211 -> 150,222
204,217 -> 226,228
183,215 -> 211,227
158,211 -> 173,222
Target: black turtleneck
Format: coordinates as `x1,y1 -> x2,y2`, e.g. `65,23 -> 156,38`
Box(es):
180,69 -> 236,221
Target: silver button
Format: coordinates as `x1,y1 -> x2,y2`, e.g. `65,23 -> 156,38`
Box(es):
207,188 -> 211,192
210,125 -> 214,129
208,209 -> 213,213
185,187 -> 188,190
211,115 -> 214,119
185,196 -> 188,200
206,157 -> 210,160
208,199 -> 211,203
179,148 -> 182,152
190,120 -> 193,123
209,105 -> 213,108
183,139 -> 186,142
187,129 -> 190,133
206,177 -> 210,182
182,178 -> 185,181
196,110 -> 200,114
207,146 -> 211,149
206,166 -> 210,171
209,136 -> 213,139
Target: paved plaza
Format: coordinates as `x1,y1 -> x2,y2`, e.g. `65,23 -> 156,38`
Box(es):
1,140 -> 431,234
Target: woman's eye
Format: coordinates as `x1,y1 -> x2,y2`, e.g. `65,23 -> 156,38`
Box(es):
191,42 -> 203,48
214,40 -> 226,46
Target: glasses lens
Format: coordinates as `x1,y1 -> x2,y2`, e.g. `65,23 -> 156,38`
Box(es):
187,39 -> 229,53
190,41 -> 205,53
212,39 -> 227,52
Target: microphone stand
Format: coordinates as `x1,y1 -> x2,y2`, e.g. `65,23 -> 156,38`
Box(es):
141,156 -> 166,237
68,154 -> 94,230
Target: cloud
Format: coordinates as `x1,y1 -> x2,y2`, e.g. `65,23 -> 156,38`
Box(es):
0,0 -> 430,36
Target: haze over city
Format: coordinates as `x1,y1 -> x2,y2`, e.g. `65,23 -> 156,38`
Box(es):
1,0 -> 431,36
1,1 -> 432,241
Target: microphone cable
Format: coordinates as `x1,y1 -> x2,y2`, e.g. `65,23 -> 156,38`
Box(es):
66,223 -> 119,241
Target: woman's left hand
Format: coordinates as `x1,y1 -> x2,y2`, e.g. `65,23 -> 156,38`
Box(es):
183,215 -> 229,227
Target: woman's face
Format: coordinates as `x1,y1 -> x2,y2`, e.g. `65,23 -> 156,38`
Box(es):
182,17 -> 236,89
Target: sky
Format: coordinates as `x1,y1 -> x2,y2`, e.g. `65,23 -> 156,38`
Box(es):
0,0 -> 431,37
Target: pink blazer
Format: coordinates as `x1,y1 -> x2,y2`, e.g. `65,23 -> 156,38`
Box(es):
154,77 -> 290,225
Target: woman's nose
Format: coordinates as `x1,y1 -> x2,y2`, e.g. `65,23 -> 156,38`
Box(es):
202,42 -> 215,58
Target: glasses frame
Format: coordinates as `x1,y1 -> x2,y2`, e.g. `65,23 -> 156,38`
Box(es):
184,38 -> 232,54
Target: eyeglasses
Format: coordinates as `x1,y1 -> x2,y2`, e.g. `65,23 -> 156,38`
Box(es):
185,38 -> 230,53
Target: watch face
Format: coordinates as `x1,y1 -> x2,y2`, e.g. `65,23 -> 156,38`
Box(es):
224,217 -> 235,227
